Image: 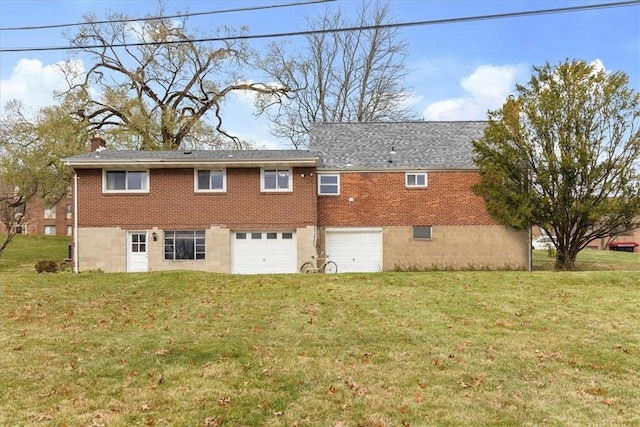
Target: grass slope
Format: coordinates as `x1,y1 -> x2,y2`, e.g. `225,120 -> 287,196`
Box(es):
1,236 -> 639,425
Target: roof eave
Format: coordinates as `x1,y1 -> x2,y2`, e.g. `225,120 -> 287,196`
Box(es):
64,157 -> 319,169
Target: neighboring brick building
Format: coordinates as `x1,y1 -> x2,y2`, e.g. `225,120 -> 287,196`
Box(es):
0,185 -> 73,237
63,122 -> 530,273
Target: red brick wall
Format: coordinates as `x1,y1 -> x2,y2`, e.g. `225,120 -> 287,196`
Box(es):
318,171 -> 496,226
76,167 -> 317,229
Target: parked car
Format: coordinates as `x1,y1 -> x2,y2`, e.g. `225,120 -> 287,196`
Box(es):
532,236 -> 557,250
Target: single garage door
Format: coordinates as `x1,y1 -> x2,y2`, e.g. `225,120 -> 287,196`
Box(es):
231,231 -> 297,274
325,228 -> 383,273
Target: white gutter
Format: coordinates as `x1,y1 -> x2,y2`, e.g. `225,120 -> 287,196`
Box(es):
65,158 -> 319,169
73,171 -> 79,274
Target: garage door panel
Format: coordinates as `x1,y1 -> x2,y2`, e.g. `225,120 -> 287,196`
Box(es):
326,229 -> 382,273
231,231 -> 296,274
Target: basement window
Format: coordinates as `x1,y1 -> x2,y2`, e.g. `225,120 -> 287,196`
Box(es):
413,226 -> 432,239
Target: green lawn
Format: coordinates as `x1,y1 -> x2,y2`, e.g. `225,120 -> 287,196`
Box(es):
0,236 -> 639,426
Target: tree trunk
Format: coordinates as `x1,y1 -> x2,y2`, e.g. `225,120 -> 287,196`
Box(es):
555,247 -> 577,270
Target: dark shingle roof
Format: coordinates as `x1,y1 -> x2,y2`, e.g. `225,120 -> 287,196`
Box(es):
309,121 -> 486,170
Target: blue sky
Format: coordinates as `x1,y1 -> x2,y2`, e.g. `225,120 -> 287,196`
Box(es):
1,0 -> 638,148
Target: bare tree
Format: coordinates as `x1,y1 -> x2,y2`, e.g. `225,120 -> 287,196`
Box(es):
259,0 -> 418,148
67,7 -> 290,150
0,191 -> 27,257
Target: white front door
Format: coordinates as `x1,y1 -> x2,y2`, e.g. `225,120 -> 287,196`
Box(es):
127,231 -> 148,272
325,228 -> 383,272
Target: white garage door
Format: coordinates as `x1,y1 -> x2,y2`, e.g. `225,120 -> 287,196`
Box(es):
325,228 -> 383,273
231,231 -> 297,274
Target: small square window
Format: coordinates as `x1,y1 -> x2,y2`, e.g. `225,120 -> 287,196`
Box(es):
318,174 -> 340,195
413,226 -> 432,239
262,169 -> 291,192
196,169 -> 226,192
406,173 -> 427,188
236,232 -> 246,240
282,232 -> 293,239
266,232 -> 277,239
251,232 -> 262,239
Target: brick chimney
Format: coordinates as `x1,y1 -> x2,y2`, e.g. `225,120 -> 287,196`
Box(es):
90,134 -> 106,152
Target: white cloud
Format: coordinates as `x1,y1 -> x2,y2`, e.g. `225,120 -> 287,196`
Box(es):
0,58 -> 85,112
423,64 -> 526,121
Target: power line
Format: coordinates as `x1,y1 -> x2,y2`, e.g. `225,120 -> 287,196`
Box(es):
0,0 -> 335,31
1,0 -> 638,53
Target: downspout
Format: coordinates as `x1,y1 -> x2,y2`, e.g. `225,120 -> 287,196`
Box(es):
73,170 -> 79,274
528,226 -> 532,272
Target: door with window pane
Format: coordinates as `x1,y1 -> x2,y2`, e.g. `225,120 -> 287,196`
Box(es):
127,231 -> 148,272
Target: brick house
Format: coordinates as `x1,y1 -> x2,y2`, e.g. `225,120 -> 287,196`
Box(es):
0,185 -> 73,237
62,123 -> 529,273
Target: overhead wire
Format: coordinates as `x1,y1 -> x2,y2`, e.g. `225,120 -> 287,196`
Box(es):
0,0 -> 638,53
0,0 -> 336,31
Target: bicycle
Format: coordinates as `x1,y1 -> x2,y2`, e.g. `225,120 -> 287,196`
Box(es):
300,255 -> 338,274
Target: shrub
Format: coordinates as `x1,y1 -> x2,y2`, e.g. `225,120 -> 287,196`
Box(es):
35,260 -> 59,273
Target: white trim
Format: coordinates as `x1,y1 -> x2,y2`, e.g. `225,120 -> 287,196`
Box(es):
260,168 -> 292,192
67,158 -> 318,169
73,172 -> 78,273
102,169 -> 150,193
194,168 -> 227,192
318,173 -> 340,195
316,167 -> 478,173
405,172 -> 428,188
325,227 -> 384,233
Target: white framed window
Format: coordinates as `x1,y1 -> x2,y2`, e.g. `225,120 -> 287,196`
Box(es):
195,169 -> 226,192
261,168 -> 292,192
318,174 -> 340,195
413,226 -> 432,239
66,225 -> 73,236
164,230 -> 205,260
44,225 -> 56,235
406,172 -> 427,188
103,170 -> 149,193
44,207 -> 56,219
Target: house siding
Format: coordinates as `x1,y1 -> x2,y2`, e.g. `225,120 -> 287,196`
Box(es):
318,171 -> 496,227
76,167 -> 317,229
383,225 -> 528,270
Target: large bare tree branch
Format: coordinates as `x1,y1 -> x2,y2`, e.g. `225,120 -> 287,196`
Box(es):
67,8 -> 290,150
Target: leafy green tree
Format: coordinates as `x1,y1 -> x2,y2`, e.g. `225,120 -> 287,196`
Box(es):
473,59 -> 640,270
0,96 -> 89,256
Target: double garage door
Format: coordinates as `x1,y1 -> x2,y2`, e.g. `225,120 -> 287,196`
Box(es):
231,231 -> 296,274
325,228 -> 383,273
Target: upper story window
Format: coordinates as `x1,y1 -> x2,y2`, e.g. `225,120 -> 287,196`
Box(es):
195,169 -> 226,192
318,174 -> 340,195
406,172 -> 427,188
261,168 -> 292,192
44,207 -> 56,219
104,170 -> 149,193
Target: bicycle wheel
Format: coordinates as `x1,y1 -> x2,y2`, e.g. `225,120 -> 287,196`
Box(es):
300,262 -> 315,273
322,261 -> 338,274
